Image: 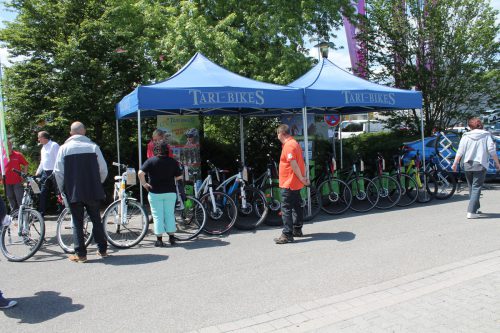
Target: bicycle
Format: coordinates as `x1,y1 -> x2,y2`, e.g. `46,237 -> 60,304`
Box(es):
215,160 -> 268,230
371,153 -> 401,209
405,150 -> 437,203
101,163 -> 149,248
425,153 -> 457,200
55,193 -> 94,254
192,161 -> 238,235
252,154 -> 321,224
172,171 -> 207,241
317,156 -> 352,215
342,157 -> 379,212
0,169 -> 45,262
390,152 -> 418,207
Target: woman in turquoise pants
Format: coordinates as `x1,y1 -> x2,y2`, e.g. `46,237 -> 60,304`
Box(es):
138,140 -> 182,247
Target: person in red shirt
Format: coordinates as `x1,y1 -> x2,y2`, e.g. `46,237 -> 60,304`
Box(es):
3,140 -> 29,210
274,124 -> 310,244
146,129 -> 166,159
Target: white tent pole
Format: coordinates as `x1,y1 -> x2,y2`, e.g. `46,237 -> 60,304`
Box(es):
419,108 -> 427,190
116,119 -> 121,175
302,106 -> 311,216
340,114 -> 343,169
239,115 -> 245,165
138,110 -> 143,205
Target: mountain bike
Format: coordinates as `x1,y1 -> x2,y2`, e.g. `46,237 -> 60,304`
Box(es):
406,150 -> 437,203
391,152 -> 418,207
215,160 -> 268,230
371,153 -> 401,209
0,170 -> 45,262
425,153 -> 457,200
317,156 -> 352,215
101,163 -> 149,248
342,157 -> 379,212
192,161 -> 237,235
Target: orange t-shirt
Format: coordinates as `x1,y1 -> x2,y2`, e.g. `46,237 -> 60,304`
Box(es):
278,137 -> 305,190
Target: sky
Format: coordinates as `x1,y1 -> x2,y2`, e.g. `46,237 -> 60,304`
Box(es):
0,0 -> 499,72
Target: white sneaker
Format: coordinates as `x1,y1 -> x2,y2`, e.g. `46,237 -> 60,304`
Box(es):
467,213 -> 478,219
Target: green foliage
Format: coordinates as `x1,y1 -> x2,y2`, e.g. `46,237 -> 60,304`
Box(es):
357,0 -> 499,134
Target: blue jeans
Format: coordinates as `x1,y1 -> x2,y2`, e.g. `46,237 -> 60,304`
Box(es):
281,189 -> 303,237
70,200 -> 107,257
465,169 -> 487,214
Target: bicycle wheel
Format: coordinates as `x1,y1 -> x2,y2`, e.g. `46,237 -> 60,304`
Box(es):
200,191 -> 238,235
430,170 -> 457,200
233,187 -> 269,230
416,172 -> 437,203
1,209 -> 45,262
348,177 -> 379,212
396,174 -> 418,207
372,175 -> 401,209
56,208 -> 94,253
174,196 -> 206,241
301,186 -> 321,221
262,185 -> 283,226
102,199 -> 149,248
318,178 -> 352,215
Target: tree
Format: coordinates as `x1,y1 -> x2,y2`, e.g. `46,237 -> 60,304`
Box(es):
1,0 -> 355,171
357,0 -> 499,134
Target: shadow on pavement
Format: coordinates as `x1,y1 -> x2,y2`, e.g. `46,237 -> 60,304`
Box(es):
176,237 -> 230,250
96,253 -> 168,265
2,291 -> 83,324
477,213 -> 500,219
295,231 -> 356,243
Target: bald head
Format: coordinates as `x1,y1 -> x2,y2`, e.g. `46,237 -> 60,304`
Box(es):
70,122 -> 86,135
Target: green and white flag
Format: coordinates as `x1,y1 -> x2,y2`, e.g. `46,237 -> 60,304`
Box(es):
0,62 -> 9,176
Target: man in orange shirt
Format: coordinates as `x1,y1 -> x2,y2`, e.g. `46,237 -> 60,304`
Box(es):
274,124 -> 310,244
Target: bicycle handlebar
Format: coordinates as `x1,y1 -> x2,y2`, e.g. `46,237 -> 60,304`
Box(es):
112,162 -> 128,169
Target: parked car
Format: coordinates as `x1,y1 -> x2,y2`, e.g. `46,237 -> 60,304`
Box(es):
338,120 -> 388,139
403,133 -> 500,177
480,109 -> 500,123
486,122 -> 500,136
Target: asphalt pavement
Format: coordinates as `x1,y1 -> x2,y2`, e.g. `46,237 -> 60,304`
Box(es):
1,184 -> 500,332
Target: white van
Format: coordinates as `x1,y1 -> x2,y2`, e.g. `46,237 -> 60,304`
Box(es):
338,120 -> 387,139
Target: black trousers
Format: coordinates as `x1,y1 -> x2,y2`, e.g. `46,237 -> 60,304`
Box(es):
281,188 -> 303,236
70,200 -> 107,257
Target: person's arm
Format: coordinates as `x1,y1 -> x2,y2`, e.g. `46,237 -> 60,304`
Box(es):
19,154 -> 29,174
95,146 -> 108,183
452,138 -> 466,172
53,148 -> 65,193
137,170 -> 152,191
290,160 -> 310,186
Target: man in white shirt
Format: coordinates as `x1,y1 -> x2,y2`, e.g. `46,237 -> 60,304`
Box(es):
36,131 -> 60,216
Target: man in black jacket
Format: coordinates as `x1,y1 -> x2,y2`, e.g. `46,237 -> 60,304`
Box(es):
54,122 -> 108,263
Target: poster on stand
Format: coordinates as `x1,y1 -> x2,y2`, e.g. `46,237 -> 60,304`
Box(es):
157,115 -> 201,182
281,114 -> 315,160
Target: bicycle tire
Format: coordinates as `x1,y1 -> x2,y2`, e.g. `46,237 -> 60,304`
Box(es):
430,169 -> 457,200
396,174 -> 418,207
233,187 -> 269,230
200,191 -> 238,235
318,178 -> 352,215
56,208 -> 94,254
102,198 -> 149,248
301,186 -> 321,221
1,209 -> 45,262
174,196 -> 206,241
261,185 -> 282,226
348,177 -> 379,212
372,175 -> 402,210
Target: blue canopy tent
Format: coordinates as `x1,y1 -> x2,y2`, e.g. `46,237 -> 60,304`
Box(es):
115,52 -> 304,201
287,58 -> 424,214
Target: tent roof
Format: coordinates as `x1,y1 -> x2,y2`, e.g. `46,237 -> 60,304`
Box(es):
115,53 -> 303,119
288,58 -> 422,113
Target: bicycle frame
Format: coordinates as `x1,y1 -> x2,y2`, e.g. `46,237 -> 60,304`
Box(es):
112,163 -> 136,226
